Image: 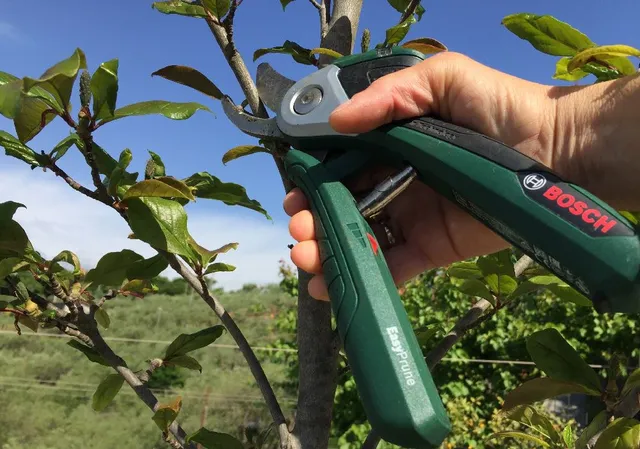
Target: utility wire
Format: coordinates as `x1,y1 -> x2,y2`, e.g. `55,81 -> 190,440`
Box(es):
0,329 -> 617,368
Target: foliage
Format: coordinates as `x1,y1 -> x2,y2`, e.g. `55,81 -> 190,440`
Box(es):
2,1 -> 640,449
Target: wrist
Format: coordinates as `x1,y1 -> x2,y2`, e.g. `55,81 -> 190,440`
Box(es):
551,74 -> 640,210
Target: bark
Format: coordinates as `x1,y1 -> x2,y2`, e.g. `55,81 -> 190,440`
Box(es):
290,2 -> 363,449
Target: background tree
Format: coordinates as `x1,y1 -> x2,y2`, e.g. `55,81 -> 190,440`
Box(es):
1,2 -> 639,449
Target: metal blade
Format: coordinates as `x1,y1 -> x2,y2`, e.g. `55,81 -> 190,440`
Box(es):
256,63 -> 296,113
221,95 -> 285,140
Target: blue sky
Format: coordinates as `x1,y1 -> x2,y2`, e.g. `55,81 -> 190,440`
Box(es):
0,0 -> 638,289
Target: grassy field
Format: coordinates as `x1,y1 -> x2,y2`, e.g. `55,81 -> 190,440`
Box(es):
0,284 -> 297,449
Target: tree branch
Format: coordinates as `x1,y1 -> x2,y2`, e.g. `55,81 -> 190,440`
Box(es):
164,253 -> 291,449
426,256 -> 533,368
398,0 -> 420,23
78,133 -> 112,205
77,311 -> 196,449
46,159 -> 103,202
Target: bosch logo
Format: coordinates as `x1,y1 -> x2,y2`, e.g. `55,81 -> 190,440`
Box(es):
523,174 -> 547,191
543,185 -> 618,234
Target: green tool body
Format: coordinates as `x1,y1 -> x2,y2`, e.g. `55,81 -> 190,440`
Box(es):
224,47 -> 640,448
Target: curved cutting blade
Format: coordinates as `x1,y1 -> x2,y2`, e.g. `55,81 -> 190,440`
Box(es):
256,63 -> 296,113
221,95 -> 284,140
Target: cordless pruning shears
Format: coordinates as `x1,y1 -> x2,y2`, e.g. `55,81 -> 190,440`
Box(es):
222,47 -> 640,448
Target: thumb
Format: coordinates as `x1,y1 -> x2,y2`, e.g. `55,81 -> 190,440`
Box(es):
328,51 -> 464,134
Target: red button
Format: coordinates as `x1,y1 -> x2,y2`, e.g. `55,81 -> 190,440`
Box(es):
366,233 -> 379,255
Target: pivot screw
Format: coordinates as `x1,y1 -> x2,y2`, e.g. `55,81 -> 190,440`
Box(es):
294,86 -> 323,115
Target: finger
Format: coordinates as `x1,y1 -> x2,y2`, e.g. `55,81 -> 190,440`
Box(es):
383,243 -> 435,286
290,240 -> 322,274
329,52 -> 464,134
308,274 -> 329,301
289,210 -> 315,242
283,188 -> 309,216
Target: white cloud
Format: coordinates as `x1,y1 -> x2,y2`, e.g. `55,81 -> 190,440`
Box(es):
0,169 -> 294,291
0,22 -> 19,42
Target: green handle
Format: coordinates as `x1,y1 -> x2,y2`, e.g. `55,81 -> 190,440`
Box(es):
356,117 -> 640,312
284,149 -> 451,448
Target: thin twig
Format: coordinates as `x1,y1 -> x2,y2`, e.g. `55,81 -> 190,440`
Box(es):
78,313 -> 196,449
137,358 -> 164,383
398,0 -> 420,23
164,431 -> 185,449
308,0 -> 322,10
165,253 -> 291,449
45,159 -> 102,201
426,256 -> 533,368
78,134 -> 112,205
96,289 -> 118,308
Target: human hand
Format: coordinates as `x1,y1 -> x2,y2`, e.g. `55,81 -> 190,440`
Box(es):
283,51 -> 568,300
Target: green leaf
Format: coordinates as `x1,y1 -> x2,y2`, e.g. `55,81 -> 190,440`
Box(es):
503,377 -> 599,410
568,45 -> 640,73
152,65 -> 223,100
17,315 -> 38,333
23,48 -> 87,112
92,373 -> 124,411
85,250 -> 144,287
310,48 -> 344,59
82,141 -> 117,176
120,279 -> 158,296
414,324 -> 443,348
0,201 -> 29,257
621,368 -> 640,396
620,211 -> 640,225
91,59 -> 119,120
456,279 -> 495,305
191,241 -> 238,267
117,148 -> 132,169
401,37 -> 447,54
152,1 -> 207,17
123,177 -> 196,202
447,261 -> 483,280
51,250 -> 82,276
253,40 -> 318,66
553,57 -> 590,81
108,167 -> 125,197
562,424 -> 574,448
166,354 -> 202,372
126,197 -> 196,260
526,328 -> 602,394
384,15 -> 416,46
184,172 -> 270,219
126,254 -> 168,280
487,431 -> 550,447
204,262 -> 236,275
484,274 -> 518,296
222,145 -> 270,164
581,62 -> 624,82
509,405 -> 561,443
186,428 -> 245,449
50,133 -> 80,162
152,396 -> 182,431
0,73 -> 21,119
95,307 -> 110,329
202,0 -> 230,19
14,94 -> 57,143
477,250 -> 515,277
501,13 -> 595,56
145,150 -> 166,179
164,325 -> 225,359
575,411 -> 608,449
0,131 -> 47,167
509,275 -> 592,306
0,258 -> 29,278
594,418 -> 640,449
280,0 -> 295,10
607,56 -> 638,76
97,100 -> 210,125
387,0 -> 425,21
